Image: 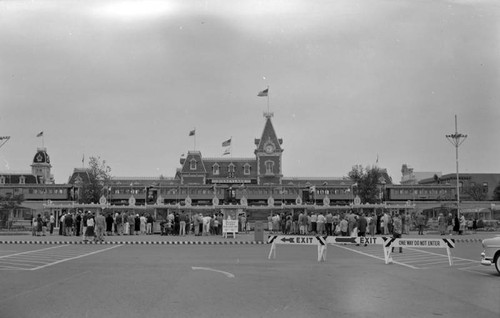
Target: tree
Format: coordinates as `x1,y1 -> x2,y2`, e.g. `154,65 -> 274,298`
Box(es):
493,183 -> 500,201
0,193 -> 24,228
79,156 -> 112,204
462,183 -> 488,201
348,165 -> 389,204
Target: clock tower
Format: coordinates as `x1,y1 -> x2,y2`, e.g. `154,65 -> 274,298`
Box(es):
255,112 -> 283,185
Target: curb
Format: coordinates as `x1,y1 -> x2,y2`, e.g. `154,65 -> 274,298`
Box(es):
0,240 -> 267,245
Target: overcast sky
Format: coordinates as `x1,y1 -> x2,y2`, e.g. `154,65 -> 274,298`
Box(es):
1,0 -> 499,184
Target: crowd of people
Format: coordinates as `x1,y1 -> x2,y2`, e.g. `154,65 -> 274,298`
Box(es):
437,212 -> 478,236
30,209 -> 481,240
266,210 -> 411,237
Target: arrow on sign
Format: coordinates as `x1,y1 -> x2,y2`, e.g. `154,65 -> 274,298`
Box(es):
281,237 -> 295,243
334,237 -> 357,244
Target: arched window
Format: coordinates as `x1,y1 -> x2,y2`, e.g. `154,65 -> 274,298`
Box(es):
243,163 -> 251,175
265,161 -> 274,175
212,164 -> 220,175
190,159 -> 197,170
228,163 -> 235,178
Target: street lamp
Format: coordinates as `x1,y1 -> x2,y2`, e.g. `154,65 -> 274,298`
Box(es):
446,115 -> 467,218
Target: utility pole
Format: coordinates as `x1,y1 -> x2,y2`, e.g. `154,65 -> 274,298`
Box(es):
446,115 -> 467,218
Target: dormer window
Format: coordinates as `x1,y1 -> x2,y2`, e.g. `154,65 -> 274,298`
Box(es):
19,176 -> 26,184
190,159 -> 197,170
243,163 -> 251,175
213,164 -> 220,175
228,163 -> 235,178
0,176 -> 4,184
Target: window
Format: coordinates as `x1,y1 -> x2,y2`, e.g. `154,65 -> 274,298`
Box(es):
0,176 -> 4,184
228,163 -> 235,178
243,163 -> 251,175
19,176 -> 25,184
190,159 -> 197,170
212,164 -> 220,175
265,161 -> 274,175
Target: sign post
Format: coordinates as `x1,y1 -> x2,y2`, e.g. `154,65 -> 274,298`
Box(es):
268,235 -> 327,262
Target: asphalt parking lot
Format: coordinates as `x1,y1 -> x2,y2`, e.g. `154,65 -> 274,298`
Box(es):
1,233 -> 499,318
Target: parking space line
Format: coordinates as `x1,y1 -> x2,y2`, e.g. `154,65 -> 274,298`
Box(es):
0,245 -> 69,259
29,244 -> 122,270
332,243 -> 420,269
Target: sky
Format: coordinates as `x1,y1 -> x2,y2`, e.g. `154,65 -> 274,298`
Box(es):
0,0 -> 499,184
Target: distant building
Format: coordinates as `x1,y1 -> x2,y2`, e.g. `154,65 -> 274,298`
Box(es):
400,164 -> 441,185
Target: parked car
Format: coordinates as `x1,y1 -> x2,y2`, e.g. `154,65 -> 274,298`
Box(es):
480,235 -> 500,275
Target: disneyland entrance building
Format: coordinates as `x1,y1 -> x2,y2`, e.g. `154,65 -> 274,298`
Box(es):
6,113 -> 498,229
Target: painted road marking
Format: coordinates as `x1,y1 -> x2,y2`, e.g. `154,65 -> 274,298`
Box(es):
191,266 -> 235,278
0,245 -> 122,270
333,244 -> 478,270
332,243 -> 419,269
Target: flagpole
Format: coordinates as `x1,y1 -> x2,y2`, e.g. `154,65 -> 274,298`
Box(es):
267,86 -> 270,113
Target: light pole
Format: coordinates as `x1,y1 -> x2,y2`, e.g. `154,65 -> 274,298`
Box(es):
446,115 -> 467,218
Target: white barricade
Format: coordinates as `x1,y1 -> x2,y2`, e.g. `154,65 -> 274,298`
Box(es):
382,237 -> 455,265
327,236 -> 456,266
268,235 -> 327,262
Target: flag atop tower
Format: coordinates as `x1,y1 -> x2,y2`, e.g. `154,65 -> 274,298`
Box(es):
257,88 -> 268,97
222,138 -> 231,147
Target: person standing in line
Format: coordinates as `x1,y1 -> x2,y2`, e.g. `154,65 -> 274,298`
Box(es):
140,214 -> 147,235
75,211 -> 82,237
381,212 -> 389,235
416,213 -> 426,235
310,213 -> 318,235
438,213 -> 446,235
146,213 -> 154,235
134,214 -> 141,235
106,213 -> 114,236
127,213 -> 135,235
59,213 -> 65,236
95,211 -> 106,242
356,213 -> 368,246
316,213 -> 325,236
49,213 -> 55,235
339,217 -> 348,237
179,211 -> 186,236
369,213 -> 377,237
453,214 -> 460,235
85,213 -> 95,242
459,214 -> 466,235
41,215 -> 48,236
391,213 -> 403,254
325,212 -> 333,236
300,211 -> 308,235
447,213 -> 454,235
124,212 -> 130,235
65,212 -> 73,236
115,212 -> 123,235
268,213 -> 273,234
193,212 -> 200,236
82,212 -> 88,241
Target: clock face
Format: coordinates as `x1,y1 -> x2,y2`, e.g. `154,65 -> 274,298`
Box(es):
264,143 -> 275,153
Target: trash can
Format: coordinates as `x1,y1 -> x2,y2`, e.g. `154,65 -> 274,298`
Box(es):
254,221 -> 264,242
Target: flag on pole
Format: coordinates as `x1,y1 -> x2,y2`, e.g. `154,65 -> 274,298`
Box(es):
257,88 -> 268,97
36,131 -> 44,137
189,129 -> 196,136
222,138 -> 231,147
222,147 -> 231,156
